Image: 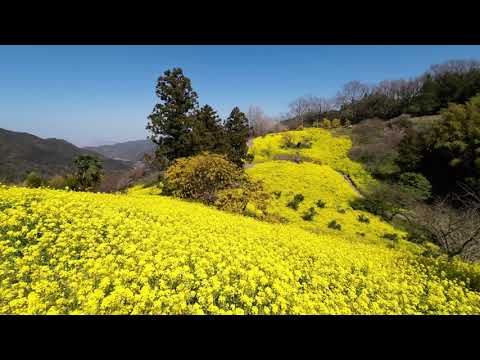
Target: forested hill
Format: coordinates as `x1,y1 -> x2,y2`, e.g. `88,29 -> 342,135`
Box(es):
0,128 -> 132,183
84,139 -> 155,162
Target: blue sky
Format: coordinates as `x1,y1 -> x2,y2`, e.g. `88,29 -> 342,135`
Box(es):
1,45 -> 480,146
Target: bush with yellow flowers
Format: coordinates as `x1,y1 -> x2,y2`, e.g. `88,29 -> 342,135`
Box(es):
2,185 -> 480,314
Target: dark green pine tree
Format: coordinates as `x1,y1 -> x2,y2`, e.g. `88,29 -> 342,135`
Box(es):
192,105 -> 227,154
224,107 -> 252,167
414,74 -> 441,115
146,68 -> 199,167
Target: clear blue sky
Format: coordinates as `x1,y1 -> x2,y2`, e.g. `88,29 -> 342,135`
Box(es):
1,45 -> 480,146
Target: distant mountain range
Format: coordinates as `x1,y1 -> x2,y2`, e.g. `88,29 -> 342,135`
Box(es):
84,139 -> 156,162
0,128 -> 132,183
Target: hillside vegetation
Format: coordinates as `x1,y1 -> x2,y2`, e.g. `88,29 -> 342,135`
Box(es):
2,127 -> 480,314
0,128 -> 132,183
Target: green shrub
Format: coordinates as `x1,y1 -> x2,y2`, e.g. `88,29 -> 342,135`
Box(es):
398,172 -> 432,200
24,172 -> 43,188
315,199 -> 326,208
64,175 -> 79,190
328,220 -> 342,230
301,207 -> 317,221
350,182 -> 416,221
383,233 -> 399,241
280,133 -> 296,149
272,191 -> 282,199
357,214 -> 370,223
337,208 -> 346,214
71,155 -> 104,191
47,175 -> 67,189
287,194 -> 304,210
296,138 -> 312,149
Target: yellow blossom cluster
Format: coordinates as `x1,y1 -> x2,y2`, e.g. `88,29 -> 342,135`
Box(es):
1,185 -> 480,314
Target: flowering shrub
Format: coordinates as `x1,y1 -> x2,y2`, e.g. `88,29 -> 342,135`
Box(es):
2,185 -> 480,314
287,194 -> 305,210
163,152 -> 244,204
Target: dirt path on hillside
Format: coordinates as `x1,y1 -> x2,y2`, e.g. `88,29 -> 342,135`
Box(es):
340,172 -> 364,197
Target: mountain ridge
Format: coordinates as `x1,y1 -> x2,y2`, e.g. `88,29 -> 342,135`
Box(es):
0,127 -> 132,183
84,139 -> 156,162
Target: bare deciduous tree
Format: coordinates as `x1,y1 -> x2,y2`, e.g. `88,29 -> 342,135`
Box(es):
336,81 -> 371,107
428,59 -> 480,78
288,96 -> 311,128
410,187 -> 480,262
247,105 -> 283,137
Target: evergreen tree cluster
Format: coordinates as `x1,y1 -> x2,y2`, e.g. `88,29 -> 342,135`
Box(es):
396,93 -> 480,195
146,68 -> 251,168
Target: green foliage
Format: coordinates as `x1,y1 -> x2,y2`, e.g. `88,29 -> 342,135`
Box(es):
357,214 -> 370,223
272,191 -> 282,199
301,207 -> 317,221
71,155 -> 104,192
397,94 -> 480,194
396,127 -> 427,173
350,182 -> 416,221
382,233 -> 399,242
146,68 -> 199,165
328,220 -> 342,230
47,175 -> 67,189
224,107 -> 252,167
280,133 -> 295,148
24,172 -> 43,188
315,199 -> 326,208
191,105 -> 227,155
281,133 -> 312,149
287,193 -> 305,210
398,172 -> 432,200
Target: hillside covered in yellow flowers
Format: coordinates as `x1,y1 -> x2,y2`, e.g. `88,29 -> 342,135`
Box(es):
2,128 -> 480,314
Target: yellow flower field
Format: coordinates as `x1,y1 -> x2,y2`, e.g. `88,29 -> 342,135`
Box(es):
248,128 -> 374,190
2,185 -> 480,314
246,161 -> 407,247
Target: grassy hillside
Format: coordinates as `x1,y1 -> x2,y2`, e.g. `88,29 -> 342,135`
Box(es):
0,128 -> 132,183
2,185 -> 480,314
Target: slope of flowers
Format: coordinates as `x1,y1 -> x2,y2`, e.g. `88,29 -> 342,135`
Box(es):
2,185 -> 480,315
246,161 -> 407,247
248,128 -> 374,190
